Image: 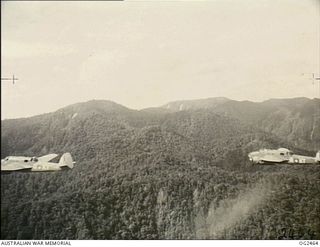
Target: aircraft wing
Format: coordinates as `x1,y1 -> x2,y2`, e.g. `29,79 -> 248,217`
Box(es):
1,161 -> 33,171
260,155 -> 288,163
38,154 -> 58,162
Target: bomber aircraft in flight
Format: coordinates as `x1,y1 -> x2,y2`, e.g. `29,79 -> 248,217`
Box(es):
248,148 -> 320,165
1,153 -> 74,173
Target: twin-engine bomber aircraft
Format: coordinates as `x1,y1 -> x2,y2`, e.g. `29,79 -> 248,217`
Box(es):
1,153 -> 74,173
248,148 -> 320,165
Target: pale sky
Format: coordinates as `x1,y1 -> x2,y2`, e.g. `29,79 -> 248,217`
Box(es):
1,0 -> 319,119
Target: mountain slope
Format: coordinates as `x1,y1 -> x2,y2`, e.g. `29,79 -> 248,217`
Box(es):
1,98 -> 320,240
162,97 -> 320,150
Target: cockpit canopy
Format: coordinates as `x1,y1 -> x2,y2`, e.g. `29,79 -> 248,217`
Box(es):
277,148 -> 293,156
2,156 -> 39,162
277,148 -> 291,152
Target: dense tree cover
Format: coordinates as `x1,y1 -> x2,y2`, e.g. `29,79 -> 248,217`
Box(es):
1,99 -> 320,239
165,97 -> 320,150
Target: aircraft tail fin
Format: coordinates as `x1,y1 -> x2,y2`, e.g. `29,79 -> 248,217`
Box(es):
316,151 -> 320,162
59,153 -> 74,169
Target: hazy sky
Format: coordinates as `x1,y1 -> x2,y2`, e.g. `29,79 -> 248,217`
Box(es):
2,0 -> 319,119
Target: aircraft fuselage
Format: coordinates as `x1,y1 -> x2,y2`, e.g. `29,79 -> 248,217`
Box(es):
1,153 -> 74,173
248,148 -> 320,165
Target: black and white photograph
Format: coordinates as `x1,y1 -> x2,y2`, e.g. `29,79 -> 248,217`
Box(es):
1,0 -> 320,242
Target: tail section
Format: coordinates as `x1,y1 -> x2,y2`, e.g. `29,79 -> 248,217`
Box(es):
59,153 -> 74,169
316,151 -> 320,162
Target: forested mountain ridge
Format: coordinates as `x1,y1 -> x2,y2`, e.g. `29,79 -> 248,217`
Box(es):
163,97 -> 320,150
1,98 -> 320,239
